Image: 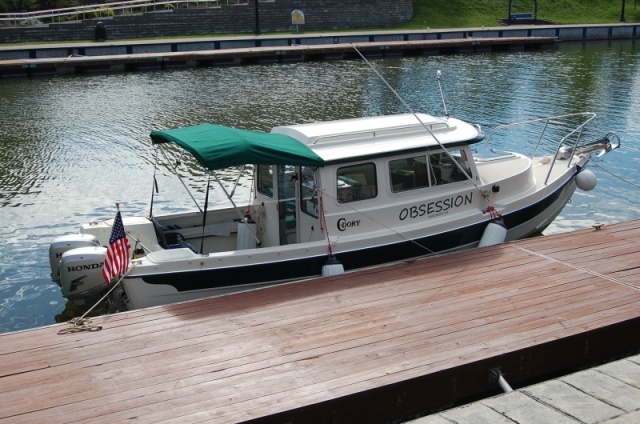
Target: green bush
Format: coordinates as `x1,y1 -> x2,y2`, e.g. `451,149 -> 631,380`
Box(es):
59,13 -> 79,22
92,6 -> 115,19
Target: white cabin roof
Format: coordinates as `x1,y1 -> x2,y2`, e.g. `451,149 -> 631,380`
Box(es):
271,113 -> 482,163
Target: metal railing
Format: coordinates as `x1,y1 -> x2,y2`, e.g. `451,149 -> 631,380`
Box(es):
483,112 -> 620,184
0,0 -> 249,27
483,112 -> 602,184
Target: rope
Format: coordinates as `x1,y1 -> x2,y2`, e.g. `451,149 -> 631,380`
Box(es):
590,161 -> 640,190
57,263 -> 137,335
483,205 -> 502,220
319,194 -> 335,256
255,202 -> 266,236
509,243 -> 640,292
56,317 -> 102,334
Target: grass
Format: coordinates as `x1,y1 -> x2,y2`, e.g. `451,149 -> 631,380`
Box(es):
405,0 -> 640,29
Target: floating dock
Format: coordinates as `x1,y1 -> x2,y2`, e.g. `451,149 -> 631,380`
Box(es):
1,219 -> 639,423
412,352 -> 640,423
0,36 -> 556,77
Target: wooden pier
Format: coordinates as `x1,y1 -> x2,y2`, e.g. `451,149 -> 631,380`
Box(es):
0,36 -> 556,77
1,220 -> 639,423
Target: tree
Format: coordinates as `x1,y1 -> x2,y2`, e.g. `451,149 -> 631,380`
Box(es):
14,0 -> 36,11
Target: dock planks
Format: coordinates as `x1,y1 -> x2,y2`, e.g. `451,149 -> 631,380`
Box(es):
1,220 -> 639,423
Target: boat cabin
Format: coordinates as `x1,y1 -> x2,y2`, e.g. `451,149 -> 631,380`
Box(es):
249,113 -> 483,249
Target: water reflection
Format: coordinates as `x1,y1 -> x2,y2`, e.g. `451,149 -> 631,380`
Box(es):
0,40 -> 638,333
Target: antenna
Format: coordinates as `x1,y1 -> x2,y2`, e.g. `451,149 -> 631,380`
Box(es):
437,70 -> 449,117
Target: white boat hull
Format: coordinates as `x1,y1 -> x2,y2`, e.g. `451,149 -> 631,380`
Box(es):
119,174 -> 578,310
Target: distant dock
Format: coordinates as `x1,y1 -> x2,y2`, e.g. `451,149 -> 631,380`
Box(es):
1,219 -> 639,422
0,36 -> 557,78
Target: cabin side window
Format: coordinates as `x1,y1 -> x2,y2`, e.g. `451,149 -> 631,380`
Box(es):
337,163 -> 377,203
430,149 -> 472,185
389,155 -> 431,193
257,165 -> 274,197
300,166 -> 318,218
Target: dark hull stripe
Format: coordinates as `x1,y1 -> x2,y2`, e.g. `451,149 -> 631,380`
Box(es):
139,177 -> 574,292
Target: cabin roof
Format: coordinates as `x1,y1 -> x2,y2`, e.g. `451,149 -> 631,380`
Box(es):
149,114 -> 482,172
271,113 -> 483,163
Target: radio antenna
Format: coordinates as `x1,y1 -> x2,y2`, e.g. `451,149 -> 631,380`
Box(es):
437,70 -> 449,117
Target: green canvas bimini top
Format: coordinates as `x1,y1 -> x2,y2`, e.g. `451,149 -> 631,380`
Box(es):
150,124 -> 325,170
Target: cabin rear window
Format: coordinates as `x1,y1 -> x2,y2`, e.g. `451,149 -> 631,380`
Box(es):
257,165 -> 274,197
337,163 -> 377,203
300,166 -> 318,217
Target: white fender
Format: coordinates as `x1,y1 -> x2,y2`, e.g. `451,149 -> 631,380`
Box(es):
479,220 -> 507,247
322,255 -> 344,277
237,219 -> 258,250
576,169 -> 597,191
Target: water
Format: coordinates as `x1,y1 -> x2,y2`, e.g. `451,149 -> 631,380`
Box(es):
1,40 -> 638,334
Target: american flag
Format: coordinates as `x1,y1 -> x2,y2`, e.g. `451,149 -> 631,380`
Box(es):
102,210 -> 131,283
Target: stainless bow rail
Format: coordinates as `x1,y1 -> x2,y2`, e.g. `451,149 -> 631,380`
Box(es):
483,112 -> 620,184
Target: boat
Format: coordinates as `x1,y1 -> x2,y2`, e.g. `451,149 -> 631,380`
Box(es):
48,107 -> 620,314
49,51 -> 622,314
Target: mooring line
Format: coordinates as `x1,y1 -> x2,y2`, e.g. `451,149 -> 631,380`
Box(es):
57,262 -> 138,335
56,317 -> 103,334
590,161 -> 640,190
508,242 -> 640,292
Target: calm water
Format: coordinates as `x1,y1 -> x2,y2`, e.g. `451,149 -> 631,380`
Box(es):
0,40 -> 638,334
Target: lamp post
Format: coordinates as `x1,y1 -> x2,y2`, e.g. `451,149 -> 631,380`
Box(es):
254,0 -> 261,35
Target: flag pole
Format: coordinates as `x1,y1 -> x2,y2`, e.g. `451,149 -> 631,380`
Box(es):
58,202 -> 134,334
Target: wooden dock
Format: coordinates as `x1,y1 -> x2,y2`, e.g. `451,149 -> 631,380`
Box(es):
1,220 -> 639,423
0,36 -> 556,77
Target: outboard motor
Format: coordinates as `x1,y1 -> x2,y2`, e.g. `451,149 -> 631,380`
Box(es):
49,234 -> 100,282
59,246 -> 109,311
